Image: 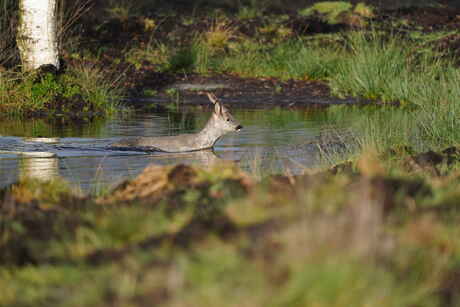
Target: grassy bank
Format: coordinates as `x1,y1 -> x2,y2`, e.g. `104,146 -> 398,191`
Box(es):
0,63 -> 123,118
1,150 -> 460,306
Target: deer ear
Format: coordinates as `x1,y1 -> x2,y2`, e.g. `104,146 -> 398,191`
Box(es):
207,93 -> 223,115
214,101 -> 222,115
206,93 -> 218,105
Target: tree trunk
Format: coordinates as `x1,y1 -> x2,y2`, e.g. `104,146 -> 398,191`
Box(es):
17,0 -> 59,71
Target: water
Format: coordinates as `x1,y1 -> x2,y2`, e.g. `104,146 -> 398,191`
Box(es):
0,107 -> 347,191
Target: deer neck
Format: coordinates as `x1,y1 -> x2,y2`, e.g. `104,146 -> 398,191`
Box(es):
196,115 -> 225,148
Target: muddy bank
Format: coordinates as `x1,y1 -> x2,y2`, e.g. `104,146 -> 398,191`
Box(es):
126,73 -> 370,110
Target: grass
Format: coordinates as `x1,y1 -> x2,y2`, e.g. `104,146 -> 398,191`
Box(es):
0,63 -> 123,118
2,155 -> 460,306
321,32 -> 460,154
220,38 -> 339,79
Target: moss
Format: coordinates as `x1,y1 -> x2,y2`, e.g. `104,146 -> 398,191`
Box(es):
299,1 -> 353,24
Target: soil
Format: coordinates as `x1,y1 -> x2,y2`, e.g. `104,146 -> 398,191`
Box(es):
384,6 -> 460,31
124,71 -> 364,110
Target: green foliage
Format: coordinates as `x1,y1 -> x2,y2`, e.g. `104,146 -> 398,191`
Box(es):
165,39 -> 214,74
299,1 -> 353,21
0,63 -> 122,117
166,46 -> 199,72
29,73 -> 65,105
329,31 -> 444,104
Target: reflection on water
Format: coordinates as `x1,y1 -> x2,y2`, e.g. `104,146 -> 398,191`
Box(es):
0,107 -> 347,191
20,155 -> 59,181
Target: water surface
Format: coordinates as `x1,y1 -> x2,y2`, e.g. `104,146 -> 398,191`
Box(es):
0,107 -> 347,191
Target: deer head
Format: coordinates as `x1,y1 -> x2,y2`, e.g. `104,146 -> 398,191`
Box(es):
206,92 -> 243,132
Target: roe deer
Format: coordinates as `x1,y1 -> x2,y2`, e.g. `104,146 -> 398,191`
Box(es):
110,93 -> 242,152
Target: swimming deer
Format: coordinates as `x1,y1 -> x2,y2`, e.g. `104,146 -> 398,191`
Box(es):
110,93 -> 243,152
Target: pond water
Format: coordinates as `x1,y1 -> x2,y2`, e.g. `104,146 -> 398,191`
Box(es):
0,107 -> 348,192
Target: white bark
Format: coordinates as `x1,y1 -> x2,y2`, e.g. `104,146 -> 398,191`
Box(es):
17,0 -> 59,71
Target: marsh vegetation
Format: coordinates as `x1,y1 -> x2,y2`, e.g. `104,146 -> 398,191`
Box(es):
1,1 -> 460,306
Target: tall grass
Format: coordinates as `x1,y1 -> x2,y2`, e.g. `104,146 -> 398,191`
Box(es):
220,39 -> 340,79
179,29 -> 460,153
329,31 -> 455,106
326,32 -> 460,152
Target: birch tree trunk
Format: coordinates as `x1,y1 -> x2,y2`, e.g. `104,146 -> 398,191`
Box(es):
17,0 -> 59,71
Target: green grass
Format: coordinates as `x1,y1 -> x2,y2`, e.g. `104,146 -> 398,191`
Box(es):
0,63 -> 123,118
324,32 -> 460,153
218,38 -> 340,79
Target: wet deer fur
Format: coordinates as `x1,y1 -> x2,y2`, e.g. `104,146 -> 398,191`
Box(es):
110,93 -> 242,152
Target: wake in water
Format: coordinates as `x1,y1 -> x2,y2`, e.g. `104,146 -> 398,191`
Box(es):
0,137 -> 147,158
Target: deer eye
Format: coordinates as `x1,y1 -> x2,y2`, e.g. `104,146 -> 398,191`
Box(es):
226,118 -> 230,122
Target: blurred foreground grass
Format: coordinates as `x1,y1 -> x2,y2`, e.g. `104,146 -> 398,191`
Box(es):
1,147 -> 460,307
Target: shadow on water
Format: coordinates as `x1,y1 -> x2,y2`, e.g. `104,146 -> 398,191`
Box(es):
0,107 -> 350,191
